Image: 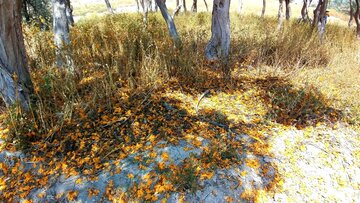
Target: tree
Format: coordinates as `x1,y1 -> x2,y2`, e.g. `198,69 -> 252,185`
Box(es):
53,0 -> 73,69
205,0 -> 231,61
278,0 -> 284,29
135,0 -> 140,12
155,0 -> 182,47
65,0 -> 74,26
261,0 -> 266,18
191,0 -> 209,12
141,0 -> 150,22
355,0 -> 360,38
104,0 -> 114,13
183,0 -> 187,12
192,0 -> 197,12
0,0 -> 34,110
278,0 -> 291,29
312,0 -> 329,42
301,0 -> 312,22
285,0 -> 291,20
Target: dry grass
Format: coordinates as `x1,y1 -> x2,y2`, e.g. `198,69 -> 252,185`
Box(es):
5,12 -> 357,144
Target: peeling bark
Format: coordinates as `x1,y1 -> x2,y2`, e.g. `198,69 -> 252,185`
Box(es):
0,0 -> 34,110
205,0 -> 231,61
155,0 -> 181,47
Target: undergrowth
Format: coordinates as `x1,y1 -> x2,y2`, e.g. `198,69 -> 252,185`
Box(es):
1,12 -> 359,201
5,12 -> 359,145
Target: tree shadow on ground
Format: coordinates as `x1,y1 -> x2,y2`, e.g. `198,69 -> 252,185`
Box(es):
0,86 -> 279,202
0,67 -> 343,202
171,69 -> 342,129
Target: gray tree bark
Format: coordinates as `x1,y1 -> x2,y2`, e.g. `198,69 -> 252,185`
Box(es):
155,0 -> 182,47
312,0 -> 328,42
104,0 -> 114,13
301,0 -> 311,22
183,0 -> 187,12
261,0 -> 266,18
355,0 -> 360,38
53,0 -> 73,70
141,0 -> 151,22
135,0 -> 140,12
65,0 -> 74,26
205,0 -> 231,61
277,0 -> 284,29
285,0 -> 291,20
349,0 -> 354,27
192,0 -> 197,12
0,0 -> 34,110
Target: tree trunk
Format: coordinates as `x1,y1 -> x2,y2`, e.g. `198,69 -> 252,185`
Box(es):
65,0 -> 74,26
183,0 -> 187,12
104,0 -> 114,13
0,0 -> 34,110
285,0 -> 291,20
312,0 -> 328,42
205,0 -> 231,61
355,0 -> 360,38
53,0 -> 73,70
141,0 -> 151,22
313,0 -> 322,27
277,0 -> 284,29
278,0 -> 283,19
22,0 -> 31,23
192,0 -> 197,12
261,0 -> 266,18
301,0 -> 307,21
154,0 -> 158,11
349,0 -> 354,27
135,0 -> 140,12
203,0 -> 209,11
155,0 -> 182,47
237,0 -> 243,14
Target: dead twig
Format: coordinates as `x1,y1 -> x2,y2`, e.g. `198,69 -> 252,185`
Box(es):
196,89 -> 210,114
